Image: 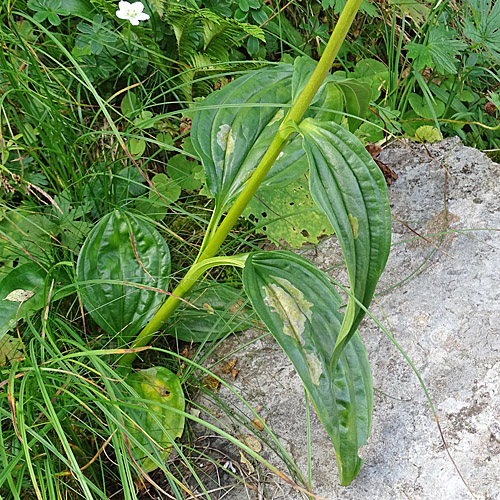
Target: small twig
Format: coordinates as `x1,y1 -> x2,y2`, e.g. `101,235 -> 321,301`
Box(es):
434,415 -> 477,499
25,183 -> 63,214
391,214 -> 454,258
0,372 -> 26,389
105,74 -> 158,106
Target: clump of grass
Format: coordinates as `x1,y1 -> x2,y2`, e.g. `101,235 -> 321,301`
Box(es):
0,4 -> 308,498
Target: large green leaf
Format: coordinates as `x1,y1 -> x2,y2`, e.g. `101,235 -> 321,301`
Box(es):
166,283 -> 254,342
190,57 -> 371,211
243,251 -> 373,485
125,367 -> 185,472
326,79 -> 372,132
299,119 -> 391,361
242,173 -> 334,248
190,63 -> 296,210
405,26 -> 467,75
76,210 -> 170,343
0,262 -> 46,341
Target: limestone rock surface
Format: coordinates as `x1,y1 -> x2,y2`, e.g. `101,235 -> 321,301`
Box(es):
194,138 -> 500,500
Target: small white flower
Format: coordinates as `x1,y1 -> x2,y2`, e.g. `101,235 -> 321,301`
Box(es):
116,1 -> 150,25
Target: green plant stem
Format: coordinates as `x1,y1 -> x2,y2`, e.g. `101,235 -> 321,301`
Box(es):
118,255 -> 248,365
195,206 -> 225,260
121,0 -> 364,367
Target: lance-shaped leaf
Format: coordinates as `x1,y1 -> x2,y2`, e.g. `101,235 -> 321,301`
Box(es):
190,58 -> 371,210
243,250 -> 373,485
124,367 -> 185,472
76,210 -> 170,343
299,118 -> 391,361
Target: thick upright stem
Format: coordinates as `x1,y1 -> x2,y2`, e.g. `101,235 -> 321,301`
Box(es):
121,0 -> 363,367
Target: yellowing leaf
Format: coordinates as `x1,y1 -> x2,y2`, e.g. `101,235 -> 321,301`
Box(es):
125,367 -> 185,473
414,125 -> 443,143
239,434 -> 262,453
243,174 -> 334,248
239,450 -> 254,474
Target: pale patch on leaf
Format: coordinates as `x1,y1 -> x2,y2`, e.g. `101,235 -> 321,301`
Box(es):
305,352 -> 322,385
263,277 -> 313,344
3,289 -> 35,303
267,109 -> 284,127
216,124 -> 235,155
348,214 -> 359,239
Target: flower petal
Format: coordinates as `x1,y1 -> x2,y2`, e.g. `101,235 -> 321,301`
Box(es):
137,12 -> 150,21
131,1 -> 145,12
118,1 -> 131,10
116,10 -> 128,19
129,18 -> 141,25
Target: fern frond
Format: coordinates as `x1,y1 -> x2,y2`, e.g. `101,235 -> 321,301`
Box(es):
162,4 -> 267,99
203,21 -> 243,61
175,52 -> 215,101
164,4 -> 265,62
169,12 -> 203,59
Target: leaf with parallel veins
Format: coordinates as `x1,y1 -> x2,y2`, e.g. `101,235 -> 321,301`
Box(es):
243,251 -> 373,485
76,210 -> 171,344
299,118 -> 391,361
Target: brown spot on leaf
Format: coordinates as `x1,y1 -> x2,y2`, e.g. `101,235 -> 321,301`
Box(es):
202,303 -> 214,314
156,386 -> 171,398
228,299 -> 244,315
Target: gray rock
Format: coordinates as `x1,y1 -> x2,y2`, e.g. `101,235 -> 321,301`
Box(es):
193,138 -> 500,500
